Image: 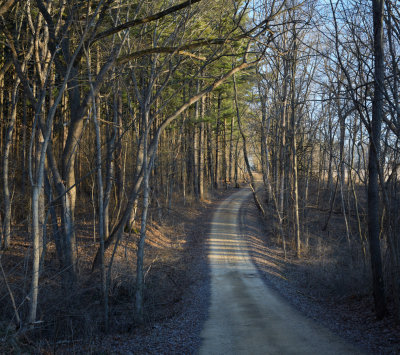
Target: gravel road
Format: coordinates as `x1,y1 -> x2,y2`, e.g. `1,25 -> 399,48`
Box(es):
199,188 -> 362,355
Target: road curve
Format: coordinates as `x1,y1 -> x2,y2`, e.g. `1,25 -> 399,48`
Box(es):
199,188 -> 361,355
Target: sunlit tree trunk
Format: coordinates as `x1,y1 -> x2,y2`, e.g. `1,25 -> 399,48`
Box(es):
289,33 -> 301,258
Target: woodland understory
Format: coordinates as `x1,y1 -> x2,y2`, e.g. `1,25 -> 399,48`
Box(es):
0,0 -> 400,353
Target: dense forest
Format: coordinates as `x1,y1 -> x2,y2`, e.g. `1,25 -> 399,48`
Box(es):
0,0 -> 399,352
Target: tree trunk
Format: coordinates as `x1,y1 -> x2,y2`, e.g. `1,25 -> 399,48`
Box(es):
290,31 -> 301,258
229,111 -> 235,186
135,110 -> 150,323
29,185 -> 41,325
207,121 -> 214,188
2,80 -> 19,250
279,63 -> 289,250
234,137 -> 240,188
214,92 -> 222,189
199,94 -> 205,199
368,0 -> 387,319
222,116 -> 227,189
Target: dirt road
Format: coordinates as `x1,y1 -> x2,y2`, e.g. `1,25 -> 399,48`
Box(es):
199,188 -> 361,355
